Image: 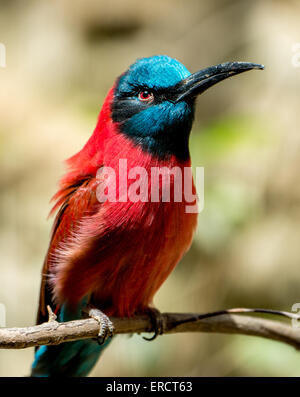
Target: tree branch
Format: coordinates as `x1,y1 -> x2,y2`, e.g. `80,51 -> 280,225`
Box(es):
1,308 -> 300,350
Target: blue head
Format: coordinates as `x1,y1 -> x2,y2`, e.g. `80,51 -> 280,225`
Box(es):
112,55 -> 264,160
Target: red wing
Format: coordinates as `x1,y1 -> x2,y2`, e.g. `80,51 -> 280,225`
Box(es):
36,176 -> 100,324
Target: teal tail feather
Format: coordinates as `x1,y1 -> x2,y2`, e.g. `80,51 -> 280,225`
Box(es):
31,302 -> 111,377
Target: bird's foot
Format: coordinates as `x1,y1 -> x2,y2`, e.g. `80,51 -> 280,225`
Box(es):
143,307 -> 164,341
84,306 -> 114,345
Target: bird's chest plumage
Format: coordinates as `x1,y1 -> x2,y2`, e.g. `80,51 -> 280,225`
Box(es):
92,135 -> 198,316
50,131 -> 197,317
95,198 -> 197,317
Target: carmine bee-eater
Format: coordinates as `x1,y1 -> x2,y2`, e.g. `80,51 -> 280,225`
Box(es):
31,55 -> 263,376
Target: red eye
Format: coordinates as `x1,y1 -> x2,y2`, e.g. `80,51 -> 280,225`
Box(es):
138,90 -> 154,102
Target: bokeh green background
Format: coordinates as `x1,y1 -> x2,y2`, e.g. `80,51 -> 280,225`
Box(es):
1,0 -> 300,376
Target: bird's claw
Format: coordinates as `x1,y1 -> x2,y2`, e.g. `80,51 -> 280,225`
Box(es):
143,308 -> 164,341
88,308 -> 114,345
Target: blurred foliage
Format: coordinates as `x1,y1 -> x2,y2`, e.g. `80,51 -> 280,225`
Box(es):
1,0 -> 300,376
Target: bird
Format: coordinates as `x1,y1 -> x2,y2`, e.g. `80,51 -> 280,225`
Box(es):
31,55 -> 263,377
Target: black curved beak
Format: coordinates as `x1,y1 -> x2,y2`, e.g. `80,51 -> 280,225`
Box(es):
174,62 -> 264,103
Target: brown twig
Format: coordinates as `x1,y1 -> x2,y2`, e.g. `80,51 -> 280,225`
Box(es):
1,308 -> 300,350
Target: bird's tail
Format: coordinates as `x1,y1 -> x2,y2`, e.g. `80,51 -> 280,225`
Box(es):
31,302 -> 111,377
